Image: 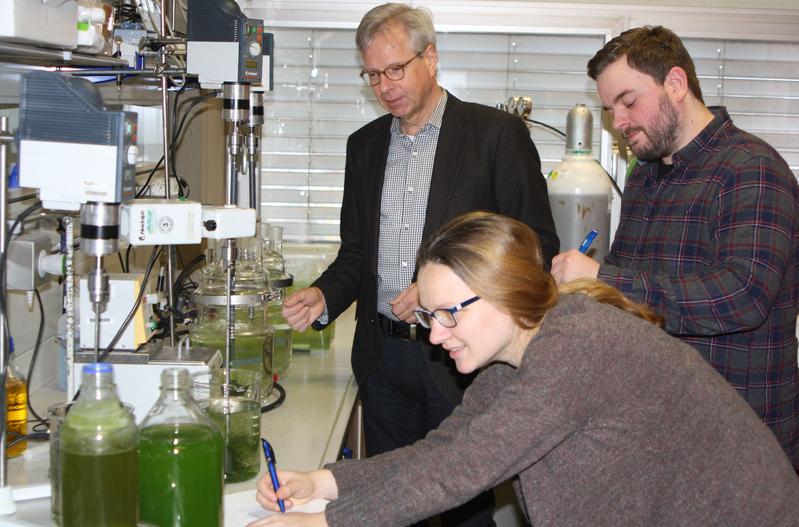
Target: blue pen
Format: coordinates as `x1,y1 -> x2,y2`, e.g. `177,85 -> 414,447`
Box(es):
578,229 -> 599,254
261,438 -> 286,513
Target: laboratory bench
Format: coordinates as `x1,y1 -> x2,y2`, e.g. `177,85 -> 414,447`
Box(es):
4,306 -> 358,526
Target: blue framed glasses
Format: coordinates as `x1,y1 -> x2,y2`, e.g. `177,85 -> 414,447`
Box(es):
414,296 -> 481,329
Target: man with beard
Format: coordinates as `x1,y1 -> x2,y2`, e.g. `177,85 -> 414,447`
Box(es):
551,26 -> 799,470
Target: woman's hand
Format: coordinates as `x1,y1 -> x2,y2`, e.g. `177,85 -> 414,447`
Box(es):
255,469 -> 338,512
255,469 -> 317,512
248,469 -> 338,527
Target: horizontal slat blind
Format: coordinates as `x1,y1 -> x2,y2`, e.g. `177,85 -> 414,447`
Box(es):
685,38 -> 799,181
260,28 -> 604,242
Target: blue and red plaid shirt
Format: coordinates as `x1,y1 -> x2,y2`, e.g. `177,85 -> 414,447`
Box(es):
599,107 -> 799,467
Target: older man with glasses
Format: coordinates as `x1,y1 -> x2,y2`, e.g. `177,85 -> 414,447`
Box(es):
282,4 -> 558,525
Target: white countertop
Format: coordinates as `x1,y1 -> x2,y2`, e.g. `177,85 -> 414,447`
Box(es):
3,306 -> 357,525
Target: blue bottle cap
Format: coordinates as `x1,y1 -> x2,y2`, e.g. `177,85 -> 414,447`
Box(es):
82,363 -> 113,375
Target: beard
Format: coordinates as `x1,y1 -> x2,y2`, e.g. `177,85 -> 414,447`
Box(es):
624,94 -> 681,162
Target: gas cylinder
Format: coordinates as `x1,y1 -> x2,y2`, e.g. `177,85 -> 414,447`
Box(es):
547,104 -> 613,261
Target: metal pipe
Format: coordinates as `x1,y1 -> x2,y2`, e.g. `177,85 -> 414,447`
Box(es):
63,68 -> 186,77
0,41 -> 129,67
92,257 -> 104,362
0,116 -> 11,495
247,133 -> 259,215
226,124 -> 241,205
160,1 -> 176,346
65,218 -> 75,398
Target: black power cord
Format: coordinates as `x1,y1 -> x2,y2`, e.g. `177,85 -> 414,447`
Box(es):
261,382 -> 286,413
99,245 -> 161,361
136,90 -> 219,198
24,288 -> 48,427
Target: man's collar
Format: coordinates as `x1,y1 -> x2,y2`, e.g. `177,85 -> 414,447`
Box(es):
390,87 -> 447,137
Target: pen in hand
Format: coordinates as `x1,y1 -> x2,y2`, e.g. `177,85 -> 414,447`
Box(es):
578,229 -> 599,254
261,438 -> 286,513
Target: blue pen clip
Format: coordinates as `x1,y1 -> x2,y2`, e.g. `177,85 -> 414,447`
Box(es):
578,229 -> 599,254
261,438 -> 286,513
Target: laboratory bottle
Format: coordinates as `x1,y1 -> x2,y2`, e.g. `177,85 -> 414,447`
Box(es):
262,225 -> 286,277
191,235 -> 274,400
60,363 -> 138,527
5,337 -> 28,458
138,368 -> 224,527
264,225 -> 293,380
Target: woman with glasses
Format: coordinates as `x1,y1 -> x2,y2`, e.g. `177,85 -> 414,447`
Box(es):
251,212 -> 799,526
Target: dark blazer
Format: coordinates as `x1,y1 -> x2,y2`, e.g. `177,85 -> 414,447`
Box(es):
313,91 -> 559,404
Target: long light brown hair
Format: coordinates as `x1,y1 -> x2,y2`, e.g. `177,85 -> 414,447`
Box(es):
417,212 -> 664,329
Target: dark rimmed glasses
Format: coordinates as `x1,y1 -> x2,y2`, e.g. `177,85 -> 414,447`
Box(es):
414,296 -> 481,329
360,51 -> 424,86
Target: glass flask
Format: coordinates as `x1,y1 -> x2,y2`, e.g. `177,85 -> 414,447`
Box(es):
5,337 -> 27,458
60,363 -> 138,527
192,368 -> 262,483
284,244 -> 339,352
191,236 -> 274,401
138,368 -> 224,527
263,225 -> 293,380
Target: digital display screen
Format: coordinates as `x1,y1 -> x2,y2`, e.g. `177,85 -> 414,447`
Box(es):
245,60 -> 259,69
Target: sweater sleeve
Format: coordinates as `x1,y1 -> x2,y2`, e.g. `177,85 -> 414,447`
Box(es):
324,327 -> 588,526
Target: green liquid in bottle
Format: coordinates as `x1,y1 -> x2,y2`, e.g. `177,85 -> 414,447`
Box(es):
61,448 -> 138,527
138,423 -> 224,527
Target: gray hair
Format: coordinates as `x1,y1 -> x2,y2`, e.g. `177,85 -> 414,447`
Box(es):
355,3 -> 436,54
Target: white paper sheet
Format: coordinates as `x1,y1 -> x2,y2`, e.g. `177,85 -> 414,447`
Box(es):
224,491 -> 328,526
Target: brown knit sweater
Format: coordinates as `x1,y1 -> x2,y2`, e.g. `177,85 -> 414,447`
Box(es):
326,294 -> 799,526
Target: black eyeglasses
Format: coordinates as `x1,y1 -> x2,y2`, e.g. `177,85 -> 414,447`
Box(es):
414,296 -> 481,329
360,51 -> 423,86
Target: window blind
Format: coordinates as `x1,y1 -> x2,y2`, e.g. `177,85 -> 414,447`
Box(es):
260,28 -> 605,242
261,29 -> 799,243
684,38 -> 799,180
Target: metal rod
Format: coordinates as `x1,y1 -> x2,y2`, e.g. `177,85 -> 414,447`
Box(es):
225,123 -> 241,205
223,239 -> 237,381
0,41 -> 129,67
0,116 -> 10,492
93,257 -> 103,362
65,218 -> 75,398
247,133 -> 259,215
63,68 -> 186,77
160,1 -> 176,346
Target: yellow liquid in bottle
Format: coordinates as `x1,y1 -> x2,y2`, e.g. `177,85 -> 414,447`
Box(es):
6,376 -> 27,457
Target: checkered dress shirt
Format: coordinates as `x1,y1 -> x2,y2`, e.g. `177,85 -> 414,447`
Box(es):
598,106 -> 799,466
376,90 -> 447,319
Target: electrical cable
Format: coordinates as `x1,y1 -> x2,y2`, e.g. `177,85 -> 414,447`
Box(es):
523,117 -> 624,197
0,201 -> 43,338
99,245 -> 161,361
136,90 -> 219,198
7,431 -> 50,448
117,251 -> 127,273
525,118 -> 566,139
124,244 -> 133,273
172,253 -> 205,312
260,382 -> 286,413
24,288 -> 47,426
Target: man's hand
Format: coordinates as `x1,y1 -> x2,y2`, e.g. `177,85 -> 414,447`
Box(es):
282,287 -> 326,331
390,282 -> 420,323
551,250 -> 601,284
